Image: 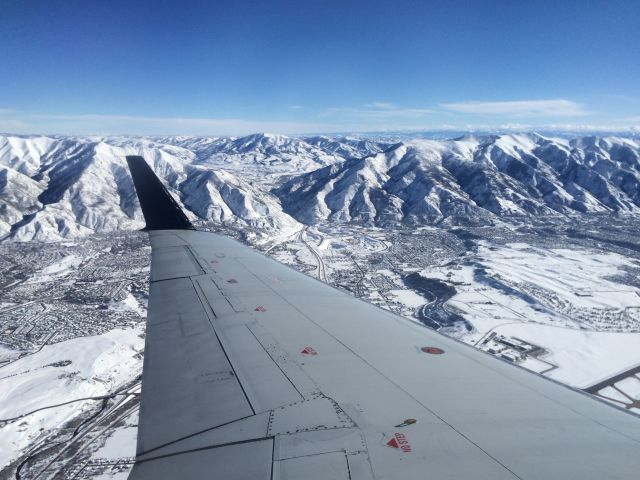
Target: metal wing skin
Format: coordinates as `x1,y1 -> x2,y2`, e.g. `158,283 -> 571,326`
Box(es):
125,156 -> 640,480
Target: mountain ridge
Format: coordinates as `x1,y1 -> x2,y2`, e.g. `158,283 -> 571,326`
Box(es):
1,133 -> 638,241
275,133 -> 640,227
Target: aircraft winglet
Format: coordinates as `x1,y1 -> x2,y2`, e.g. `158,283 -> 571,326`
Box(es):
126,155 -> 195,231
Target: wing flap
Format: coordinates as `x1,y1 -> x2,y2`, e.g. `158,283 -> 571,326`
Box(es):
136,276 -> 253,454
215,323 -> 304,411
150,246 -> 204,282
129,439 -> 273,480
137,412 -> 271,462
273,451 -> 350,480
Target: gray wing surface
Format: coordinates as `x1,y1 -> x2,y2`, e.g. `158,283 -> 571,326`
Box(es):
125,157 -> 640,480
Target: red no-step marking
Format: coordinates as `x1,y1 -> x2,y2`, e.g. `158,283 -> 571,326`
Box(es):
387,433 -> 412,452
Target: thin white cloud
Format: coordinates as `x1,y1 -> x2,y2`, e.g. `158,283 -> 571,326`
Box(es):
530,123 -> 640,132
597,94 -> 640,105
440,99 -> 587,117
322,102 -> 434,120
363,102 -> 396,109
0,108 -> 28,131
1,107 -> 636,136
477,122 -> 639,133
0,119 -> 29,131
25,113 -> 331,136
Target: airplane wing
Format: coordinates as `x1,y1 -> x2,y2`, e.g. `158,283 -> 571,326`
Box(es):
125,156 -> 640,479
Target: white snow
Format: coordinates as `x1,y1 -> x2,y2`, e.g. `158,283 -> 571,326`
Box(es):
519,356 -> 552,374
409,241 -> 640,388
438,243 -> 640,348
39,254 -> 82,276
614,377 -> 640,399
598,386 -> 630,403
0,344 -> 18,363
4,133 -> 638,241
491,323 -> 640,388
0,326 -> 144,469
480,243 -> 640,311
389,289 -> 427,308
90,409 -> 138,459
108,292 -> 144,316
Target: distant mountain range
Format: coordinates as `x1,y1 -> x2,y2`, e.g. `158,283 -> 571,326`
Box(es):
1,133 -> 638,241
276,134 -> 640,226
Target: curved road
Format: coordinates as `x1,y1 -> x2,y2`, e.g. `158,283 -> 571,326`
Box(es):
298,227 -> 327,282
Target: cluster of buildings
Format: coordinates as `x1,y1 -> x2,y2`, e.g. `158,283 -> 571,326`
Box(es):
0,232 -> 150,355
478,332 -> 542,363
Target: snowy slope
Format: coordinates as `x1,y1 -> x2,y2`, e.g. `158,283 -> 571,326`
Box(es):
276,134 -> 640,226
0,326 -> 144,469
180,165 -> 300,231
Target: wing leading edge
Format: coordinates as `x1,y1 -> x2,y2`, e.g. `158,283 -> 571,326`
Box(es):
126,157 -> 640,479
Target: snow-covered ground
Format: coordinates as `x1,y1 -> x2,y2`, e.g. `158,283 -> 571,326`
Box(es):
479,243 -> 640,311
25,254 -> 85,284
108,292 -> 146,317
0,326 -> 144,469
90,412 -> 138,460
389,289 -> 426,308
488,323 -> 640,388
0,345 -> 18,364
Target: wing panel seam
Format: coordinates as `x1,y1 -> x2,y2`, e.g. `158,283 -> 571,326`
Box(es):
245,324 -> 306,400
135,436 -> 274,465
189,277 -> 257,415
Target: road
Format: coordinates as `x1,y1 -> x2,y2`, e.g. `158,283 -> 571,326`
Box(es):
584,364 -> 640,412
298,227 -> 327,282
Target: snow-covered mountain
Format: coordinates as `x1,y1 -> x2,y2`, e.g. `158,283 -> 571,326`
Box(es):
275,134 -> 640,226
157,133 -> 389,186
179,166 -> 299,231
0,135 -> 308,241
1,133 -> 639,241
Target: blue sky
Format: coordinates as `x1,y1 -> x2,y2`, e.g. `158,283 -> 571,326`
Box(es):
1,0 -> 639,135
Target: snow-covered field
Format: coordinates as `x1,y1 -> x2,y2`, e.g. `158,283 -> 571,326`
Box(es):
25,254 -> 85,284
389,289 -> 426,308
0,326 -> 144,469
480,243 -> 640,311
488,323 -> 640,388
0,345 -> 18,364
